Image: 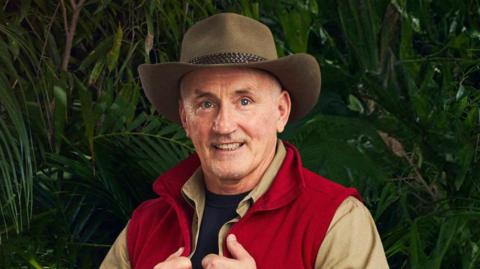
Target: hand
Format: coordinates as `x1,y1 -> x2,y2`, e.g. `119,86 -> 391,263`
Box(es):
201,234 -> 256,269
153,247 -> 192,269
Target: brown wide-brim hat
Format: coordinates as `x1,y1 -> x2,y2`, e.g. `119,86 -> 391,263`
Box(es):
138,13 -> 321,123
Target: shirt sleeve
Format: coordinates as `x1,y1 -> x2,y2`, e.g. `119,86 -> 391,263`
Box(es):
100,222 -> 131,269
314,197 -> 389,269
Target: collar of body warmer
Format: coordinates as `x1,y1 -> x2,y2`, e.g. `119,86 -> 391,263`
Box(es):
152,140 -> 305,211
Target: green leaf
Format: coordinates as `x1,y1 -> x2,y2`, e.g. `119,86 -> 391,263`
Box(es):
53,85 -> 67,151
347,94 -> 364,114
464,106 -> 479,128
88,61 -> 105,86
77,79 -> 97,155
374,183 -> 398,220
337,0 -> 380,71
78,36 -> 113,71
291,115 -> 389,203
456,84 -> 465,101
409,221 -> 427,268
0,73 -> 34,238
239,0 -> 260,20
309,0 -> 319,15
276,2 -> 312,53
429,217 -> 461,268
107,25 -> 124,72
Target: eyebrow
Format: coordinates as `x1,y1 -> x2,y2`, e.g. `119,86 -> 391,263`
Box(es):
234,88 -> 255,95
192,89 -> 214,99
192,88 -> 256,99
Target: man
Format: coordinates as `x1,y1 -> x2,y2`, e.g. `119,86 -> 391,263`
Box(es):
101,13 -> 389,269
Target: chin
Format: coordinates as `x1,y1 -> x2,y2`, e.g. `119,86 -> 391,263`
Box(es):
210,166 -> 248,182
214,170 -> 244,181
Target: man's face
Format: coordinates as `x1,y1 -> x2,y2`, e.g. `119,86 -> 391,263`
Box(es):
179,67 -> 291,194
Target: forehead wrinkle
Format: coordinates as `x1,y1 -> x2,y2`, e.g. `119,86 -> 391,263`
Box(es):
179,67 -> 283,101
247,69 -> 282,97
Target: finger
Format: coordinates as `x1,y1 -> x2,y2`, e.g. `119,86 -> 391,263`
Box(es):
166,247 -> 184,260
201,254 -> 232,269
153,256 -> 192,269
172,257 -> 192,269
201,254 -> 217,268
226,234 -> 252,261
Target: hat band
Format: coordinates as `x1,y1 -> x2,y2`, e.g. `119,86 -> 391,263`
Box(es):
188,52 -> 267,64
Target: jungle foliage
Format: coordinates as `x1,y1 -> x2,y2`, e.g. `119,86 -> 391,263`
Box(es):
0,0 -> 479,268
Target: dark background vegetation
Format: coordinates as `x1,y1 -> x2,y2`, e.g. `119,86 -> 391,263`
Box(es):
1,0 -> 479,268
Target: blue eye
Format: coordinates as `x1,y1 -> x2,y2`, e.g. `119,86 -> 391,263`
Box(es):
201,101 -> 213,109
240,98 -> 251,106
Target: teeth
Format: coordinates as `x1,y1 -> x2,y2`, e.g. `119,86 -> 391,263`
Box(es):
215,143 -> 242,151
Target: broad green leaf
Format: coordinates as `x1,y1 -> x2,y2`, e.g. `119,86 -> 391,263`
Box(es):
347,94 -> 364,114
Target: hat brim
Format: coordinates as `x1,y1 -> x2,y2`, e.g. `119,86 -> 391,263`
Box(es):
138,53 -> 321,123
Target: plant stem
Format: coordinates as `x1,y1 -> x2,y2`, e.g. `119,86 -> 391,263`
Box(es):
61,0 -> 86,71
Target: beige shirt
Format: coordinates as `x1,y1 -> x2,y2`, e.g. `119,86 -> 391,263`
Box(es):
101,141 -> 389,268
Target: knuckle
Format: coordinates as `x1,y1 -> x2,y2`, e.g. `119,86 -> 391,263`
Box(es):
245,257 -> 256,267
202,256 -> 220,268
179,257 -> 192,267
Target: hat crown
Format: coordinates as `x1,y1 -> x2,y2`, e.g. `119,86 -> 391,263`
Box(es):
180,13 -> 278,63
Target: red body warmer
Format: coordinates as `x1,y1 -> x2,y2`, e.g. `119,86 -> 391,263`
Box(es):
127,142 -> 361,269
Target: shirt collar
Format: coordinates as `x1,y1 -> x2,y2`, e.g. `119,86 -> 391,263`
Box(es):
181,140 -> 287,217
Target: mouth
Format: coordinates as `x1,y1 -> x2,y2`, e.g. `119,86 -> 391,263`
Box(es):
212,142 -> 245,151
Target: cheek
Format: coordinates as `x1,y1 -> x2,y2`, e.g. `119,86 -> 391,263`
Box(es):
243,110 -> 278,138
185,115 -> 212,143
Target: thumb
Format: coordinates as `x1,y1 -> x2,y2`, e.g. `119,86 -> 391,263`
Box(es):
166,247 -> 184,260
226,234 -> 251,260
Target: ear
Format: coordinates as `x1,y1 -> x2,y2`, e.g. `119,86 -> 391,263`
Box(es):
178,99 -> 190,137
276,90 -> 291,133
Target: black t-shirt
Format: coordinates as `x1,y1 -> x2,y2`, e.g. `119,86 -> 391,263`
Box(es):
191,189 -> 249,269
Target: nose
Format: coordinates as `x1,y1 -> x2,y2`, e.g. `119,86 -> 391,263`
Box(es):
212,104 -> 237,135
